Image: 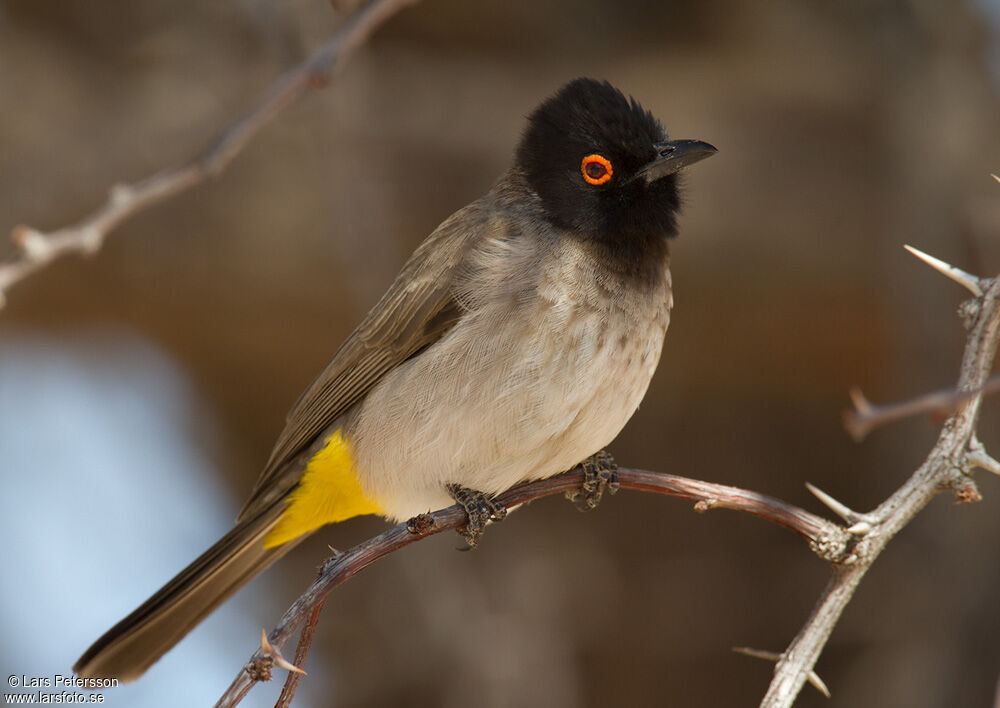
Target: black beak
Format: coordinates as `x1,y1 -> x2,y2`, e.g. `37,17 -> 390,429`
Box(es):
639,139 -> 717,183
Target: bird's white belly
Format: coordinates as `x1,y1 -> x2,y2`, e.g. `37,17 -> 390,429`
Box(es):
349,283 -> 669,521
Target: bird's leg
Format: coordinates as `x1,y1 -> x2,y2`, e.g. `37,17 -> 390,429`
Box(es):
565,449 -> 620,511
446,484 -> 507,548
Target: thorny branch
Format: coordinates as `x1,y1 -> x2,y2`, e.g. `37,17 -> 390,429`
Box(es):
213,467 -> 845,708
0,0 -> 420,309
759,251 -> 1000,708
273,600 -> 325,708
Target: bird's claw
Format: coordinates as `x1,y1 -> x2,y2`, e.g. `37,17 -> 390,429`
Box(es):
447,484 -> 507,548
566,450 -> 619,511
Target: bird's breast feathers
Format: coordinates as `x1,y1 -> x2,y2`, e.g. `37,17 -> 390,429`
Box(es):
344,228 -> 672,520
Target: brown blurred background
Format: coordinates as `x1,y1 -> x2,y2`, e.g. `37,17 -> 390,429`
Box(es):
2,1 -> 999,706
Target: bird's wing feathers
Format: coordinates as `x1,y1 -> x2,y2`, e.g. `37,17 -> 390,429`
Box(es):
238,203 -> 487,520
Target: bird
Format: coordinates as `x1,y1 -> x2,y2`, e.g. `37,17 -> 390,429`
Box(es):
73,77 -> 716,682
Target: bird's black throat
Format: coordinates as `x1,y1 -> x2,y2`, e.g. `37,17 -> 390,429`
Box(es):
513,78 -> 683,278
577,225 -> 671,290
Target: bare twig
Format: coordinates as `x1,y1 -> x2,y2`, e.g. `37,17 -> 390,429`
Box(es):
0,0 -> 419,309
213,467 -> 844,708
843,374 -> 1000,441
274,600 -> 326,708
760,259 -> 1000,707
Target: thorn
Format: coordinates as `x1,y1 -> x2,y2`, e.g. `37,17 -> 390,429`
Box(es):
805,483 -> 872,533
969,450 -> 1000,476
841,413 -> 866,443
904,244 -> 983,297
969,437 -> 1000,476
805,483 -> 857,523
733,646 -> 781,662
848,387 -> 873,415
259,629 -> 306,676
732,647 -> 830,698
806,669 -> 832,698
992,173 -> 1000,185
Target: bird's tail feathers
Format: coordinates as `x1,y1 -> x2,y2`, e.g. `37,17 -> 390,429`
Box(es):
73,499 -> 298,682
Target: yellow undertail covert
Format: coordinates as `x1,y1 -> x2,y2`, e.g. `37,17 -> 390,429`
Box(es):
264,429 -> 383,548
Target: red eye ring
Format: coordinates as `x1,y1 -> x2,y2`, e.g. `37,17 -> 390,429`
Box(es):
581,154 -> 613,185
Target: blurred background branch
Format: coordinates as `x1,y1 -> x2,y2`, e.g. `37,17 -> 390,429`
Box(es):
0,0 -> 418,309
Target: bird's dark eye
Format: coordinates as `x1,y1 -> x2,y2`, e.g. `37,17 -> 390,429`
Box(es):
581,154 -> 613,185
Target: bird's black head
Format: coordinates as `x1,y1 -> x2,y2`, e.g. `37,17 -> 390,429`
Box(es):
516,78 -> 715,244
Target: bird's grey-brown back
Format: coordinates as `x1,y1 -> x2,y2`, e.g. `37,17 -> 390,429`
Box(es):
347,170 -> 673,519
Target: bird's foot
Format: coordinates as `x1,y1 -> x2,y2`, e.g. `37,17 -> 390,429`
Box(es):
447,484 -> 507,548
565,450 -> 619,511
